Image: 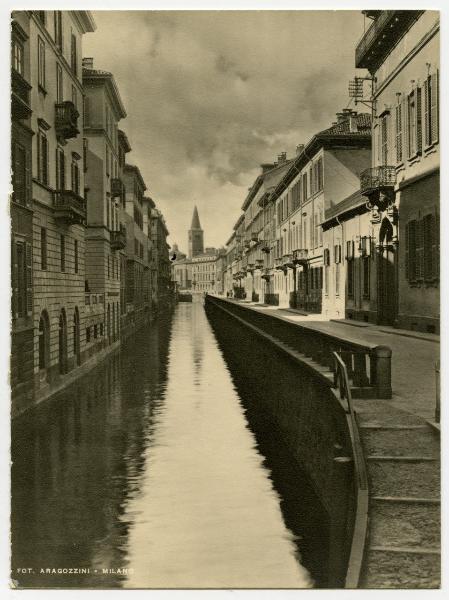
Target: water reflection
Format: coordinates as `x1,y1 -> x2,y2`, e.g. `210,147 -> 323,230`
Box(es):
11,303 -> 313,589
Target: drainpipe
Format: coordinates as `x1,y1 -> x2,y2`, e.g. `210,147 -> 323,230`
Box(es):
336,215 -> 345,318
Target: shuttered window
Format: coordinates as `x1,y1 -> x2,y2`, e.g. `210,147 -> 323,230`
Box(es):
395,103 -> 403,163
424,71 -> 439,147
41,227 -> 47,270
70,33 -> 77,75
74,239 -> 79,274
37,131 -> 48,185
347,259 -> 354,297
60,234 -> 65,272
406,215 -> 438,283
12,141 -> 28,206
363,256 -> 370,298
56,147 -> 65,190
11,241 -> 32,319
381,114 -> 389,165
38,36 -> 45,89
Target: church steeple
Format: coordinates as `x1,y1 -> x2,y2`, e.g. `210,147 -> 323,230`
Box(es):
191,205 -> 201,230
188,205 -> 204,258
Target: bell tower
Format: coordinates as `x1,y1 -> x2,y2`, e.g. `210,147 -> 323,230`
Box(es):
188,205 -> 204,258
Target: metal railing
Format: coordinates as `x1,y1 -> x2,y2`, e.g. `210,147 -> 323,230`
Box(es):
206,295 -> 392,399
360,166 -> 396,194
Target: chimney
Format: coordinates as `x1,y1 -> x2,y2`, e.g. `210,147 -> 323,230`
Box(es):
277,152 -> 287,164
349,115 -> 358,133
83,57 -> 94,69
260,163 -> 275,173
296,144 -> 304,156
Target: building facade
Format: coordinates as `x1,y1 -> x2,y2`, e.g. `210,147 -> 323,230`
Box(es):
356,10 -> 439,332
83,57 -> 127,350
27,10 -> 96,407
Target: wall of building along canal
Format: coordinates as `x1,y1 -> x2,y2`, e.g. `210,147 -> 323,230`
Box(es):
205,298 -> 359,588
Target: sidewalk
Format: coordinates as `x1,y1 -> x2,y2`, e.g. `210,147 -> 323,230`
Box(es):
246,302 -> 440,423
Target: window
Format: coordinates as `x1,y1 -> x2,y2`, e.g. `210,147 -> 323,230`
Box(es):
37,130 -> 48,185
41,227 -> 47,270
363,257 -> 370,298
94,324 -> 98,339
60,234 -> 65,272
316,158 -> 323,191
100,323 -> 104,336
423,213 -> 439,281
12,141 -> 28,205
71,159 -> 80,195
302,173 -> 308,201
335,263 -> 340,296
407,87 -> 422,158
12,38 -> 24,75
380,114 -> 389,165
83,96 -> 90,127
86,326 -> 91,343
56,147 -> 65,190
38,36 -> 46,90
347,259 -> 354,297
54,11 -> 63,50
70,33 -> 77,75
71,85 -> 77,109
74,239 -> 79,274
424,71 -> 439,147
56,62 -> 63,103
38,313 -> 49,370
395,103 -> 403,163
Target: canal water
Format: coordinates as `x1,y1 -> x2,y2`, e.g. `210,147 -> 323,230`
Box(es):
11,301 -> 321,589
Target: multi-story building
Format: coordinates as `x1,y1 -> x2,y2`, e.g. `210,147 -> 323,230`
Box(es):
11,12 -> 34,412
268,115 -> 370,311
117,129 -> 132,333
26,10 -> 95,407
150,207 -> 172,306
82,57 -> 127,349
355,10 -> 439,332
191,252 -> 218,294
123,163 -> 149,330
238,153 -> 293,304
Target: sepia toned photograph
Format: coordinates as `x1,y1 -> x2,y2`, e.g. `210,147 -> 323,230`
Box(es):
8,4 -> 440,591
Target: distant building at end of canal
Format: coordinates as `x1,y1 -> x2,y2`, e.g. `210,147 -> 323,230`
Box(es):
10,11 -> 175,415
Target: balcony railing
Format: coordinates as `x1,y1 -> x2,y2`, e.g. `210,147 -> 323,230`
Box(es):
55,101 -> 79,140
53,190 -> 86,225
111,177 -> 124,198
11,69 -> 32,120
293,249 -> 309,264
360,166 -> 396,196
355,11 -> 424,70
110,227 -> 126,250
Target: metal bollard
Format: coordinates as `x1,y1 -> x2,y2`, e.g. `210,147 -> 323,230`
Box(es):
369,345 -> 392,399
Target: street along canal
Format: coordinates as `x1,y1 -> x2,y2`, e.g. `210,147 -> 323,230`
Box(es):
11,301 -> 329,589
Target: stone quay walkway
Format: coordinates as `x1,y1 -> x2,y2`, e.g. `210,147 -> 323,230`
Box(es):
217,298 -> 440,588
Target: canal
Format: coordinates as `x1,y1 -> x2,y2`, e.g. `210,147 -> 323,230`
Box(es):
11,301 -> 327,589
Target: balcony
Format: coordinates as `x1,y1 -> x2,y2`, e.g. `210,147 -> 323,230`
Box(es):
11,70 -> 32,120
53,190 -> 86,225
110,227 -> 126,250
360,166 -> 396,196
355,11 -> 424,71
282,253 -> 294,268
55,101 -> 79,140
293,249 -> 309,265
111,178 -> 124,198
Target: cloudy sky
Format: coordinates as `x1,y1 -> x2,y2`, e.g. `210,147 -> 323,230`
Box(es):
84,10 -> 367,251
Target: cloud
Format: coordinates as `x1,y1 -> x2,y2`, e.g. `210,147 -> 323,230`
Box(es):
84,10 -> 365,250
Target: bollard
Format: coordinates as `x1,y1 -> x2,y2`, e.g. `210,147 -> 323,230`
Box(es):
369,345 -> 392,399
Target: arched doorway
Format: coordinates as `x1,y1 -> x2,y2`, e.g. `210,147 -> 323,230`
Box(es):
38,310 -> 50,381
377,217 -> 397,326
73,307 -> 81,366
58,308 -> 68,374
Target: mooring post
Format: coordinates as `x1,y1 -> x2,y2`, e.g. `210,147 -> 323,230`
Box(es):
369,345 -> 392,399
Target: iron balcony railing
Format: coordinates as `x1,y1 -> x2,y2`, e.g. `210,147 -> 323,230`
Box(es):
293,248 -> 308,264
11,69 -> 32,120
110,227 -> 127,250
360,166 -> 396,195
55,101 -> 79,140
53,190 -> 86,225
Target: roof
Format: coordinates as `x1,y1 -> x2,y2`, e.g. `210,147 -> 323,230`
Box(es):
241,159 -> 294,211
118,130 -> 131,153
322,190 -> 368,228
190,206 -> 202,230
270,113 -> 372,204
83,68 -> 127,119
124,164 -> 147,191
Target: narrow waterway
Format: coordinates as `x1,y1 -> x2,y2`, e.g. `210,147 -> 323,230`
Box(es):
11,301 -> 316,589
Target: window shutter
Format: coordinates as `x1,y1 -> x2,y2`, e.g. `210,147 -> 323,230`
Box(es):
395,103 -> 402,163
416,219 -> 424,280
416,86 -> 422,154
423,215 -> 432,280
11,242 -> 18,318
402,97 -> 408,161
424,77 -> 430,147
25,242 -> 33,316
433,210 -> 439,280
431,70 -> 439,144
44,136 -> 49,185
405,222 -> 409,281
